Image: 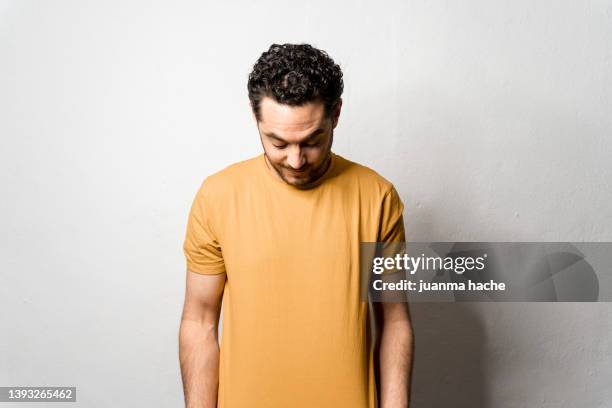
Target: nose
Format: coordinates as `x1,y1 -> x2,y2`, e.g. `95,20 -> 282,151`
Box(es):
286,146 -> 306,169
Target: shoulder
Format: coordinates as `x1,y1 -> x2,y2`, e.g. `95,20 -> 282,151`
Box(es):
195,155 -> 261,200
332,153 -> 397,197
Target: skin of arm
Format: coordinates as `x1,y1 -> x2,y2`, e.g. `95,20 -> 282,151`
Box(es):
179,270 -> 226,408
374,301 -> 415,408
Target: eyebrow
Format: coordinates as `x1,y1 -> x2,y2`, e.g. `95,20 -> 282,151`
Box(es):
263,129 -> 325,144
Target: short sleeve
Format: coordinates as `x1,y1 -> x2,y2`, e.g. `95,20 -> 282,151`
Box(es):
377,186 -> 406,243
182,183 -> 226,275
373,186 -> 407,284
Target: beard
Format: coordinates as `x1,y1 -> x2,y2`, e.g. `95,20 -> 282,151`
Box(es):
266,129 -> 334,188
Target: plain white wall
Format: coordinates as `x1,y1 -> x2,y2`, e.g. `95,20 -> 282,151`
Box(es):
1,0 -> 611,407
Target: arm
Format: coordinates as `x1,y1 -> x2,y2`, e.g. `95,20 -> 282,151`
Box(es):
374,301 -> 414,408
179,270 -> 226,408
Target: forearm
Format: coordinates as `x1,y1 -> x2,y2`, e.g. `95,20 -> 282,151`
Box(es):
378,320 -> 414,408
179,320 -> 220,408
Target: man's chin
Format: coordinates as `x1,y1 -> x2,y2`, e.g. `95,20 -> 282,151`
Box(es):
281,173 -> 313,187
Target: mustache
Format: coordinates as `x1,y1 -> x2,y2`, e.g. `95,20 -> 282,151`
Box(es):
282,165 -> 310,172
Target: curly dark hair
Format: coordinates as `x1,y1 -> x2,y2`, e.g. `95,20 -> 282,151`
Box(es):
247,43 -> 344,121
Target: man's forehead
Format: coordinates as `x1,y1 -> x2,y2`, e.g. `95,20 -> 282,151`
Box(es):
259,97 -> 326,131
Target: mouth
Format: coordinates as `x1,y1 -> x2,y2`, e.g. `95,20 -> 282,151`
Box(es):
285,167 -> 310,175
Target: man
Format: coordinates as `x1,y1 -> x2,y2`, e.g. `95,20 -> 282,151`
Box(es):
179,43 -> 414,408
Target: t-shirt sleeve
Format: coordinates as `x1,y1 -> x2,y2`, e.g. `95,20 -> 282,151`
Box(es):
374,186 -> 406,282
377,185 -> 406,243
182,182 -> 226,275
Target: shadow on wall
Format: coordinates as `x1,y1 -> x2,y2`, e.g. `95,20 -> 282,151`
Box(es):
410,302 -> 489,408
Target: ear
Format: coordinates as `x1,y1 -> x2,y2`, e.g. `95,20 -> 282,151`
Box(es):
331,98 -> 342,129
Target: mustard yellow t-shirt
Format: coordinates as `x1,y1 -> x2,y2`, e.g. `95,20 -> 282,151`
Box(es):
183,152 -> 405,408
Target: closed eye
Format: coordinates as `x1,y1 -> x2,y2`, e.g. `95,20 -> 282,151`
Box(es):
303,134 -> 325,148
